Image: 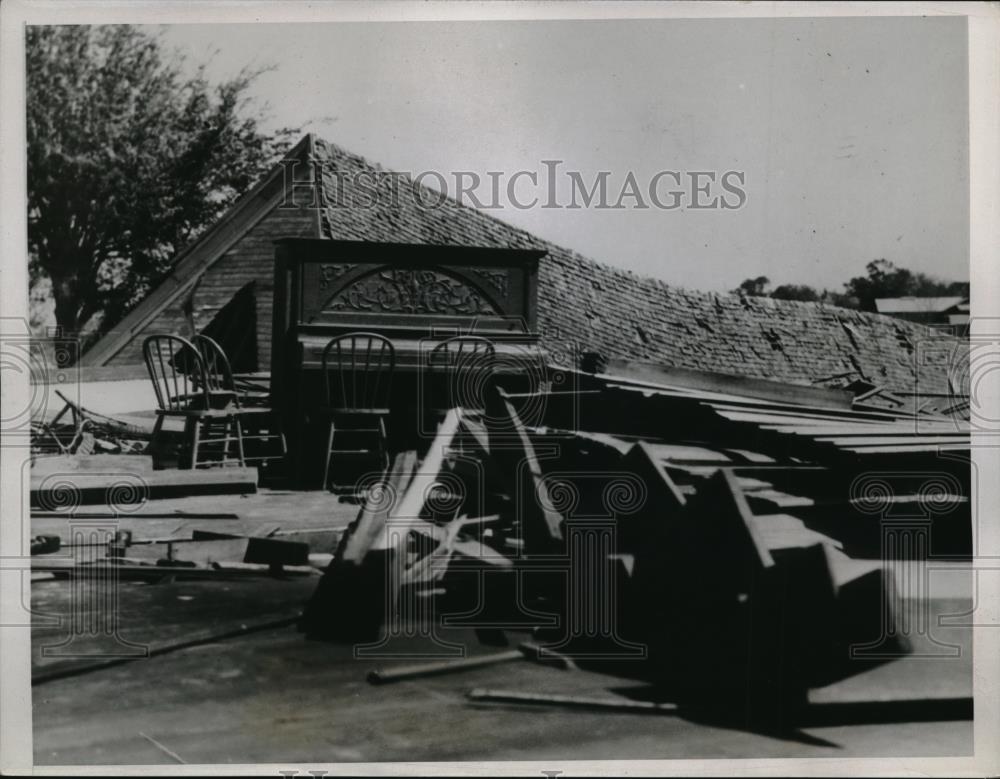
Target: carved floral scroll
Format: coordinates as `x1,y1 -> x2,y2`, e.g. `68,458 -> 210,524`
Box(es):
321,267 -> 500,315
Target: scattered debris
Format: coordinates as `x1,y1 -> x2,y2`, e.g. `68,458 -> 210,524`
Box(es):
32,390 -> 150,456
367,648 -> 526,685
28,355 -> 971,735
467,688 -> 679,714
299,362 -> 970,728
138,732 -> 187,764
366,640 -> 577,685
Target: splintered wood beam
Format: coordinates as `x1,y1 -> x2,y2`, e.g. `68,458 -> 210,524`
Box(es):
457,413 -> 491,454
340,448 -> 419,566
486,387 -> 564,549
300,446 -> 419,640
384,408 -> 462,529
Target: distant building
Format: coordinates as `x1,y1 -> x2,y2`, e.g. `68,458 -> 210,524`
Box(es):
874,296 -> 969,336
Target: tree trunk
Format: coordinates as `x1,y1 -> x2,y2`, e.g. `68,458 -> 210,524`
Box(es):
50,273 -> 82,367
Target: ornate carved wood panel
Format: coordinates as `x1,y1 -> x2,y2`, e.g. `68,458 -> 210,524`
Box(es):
321,267 -> 500,316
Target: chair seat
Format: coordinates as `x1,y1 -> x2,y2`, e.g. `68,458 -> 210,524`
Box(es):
239,391 -> 273,404
320,406 -> 391,416
169,390 -> 238,403
155,408 -> 239,419
235,406 -> 277,415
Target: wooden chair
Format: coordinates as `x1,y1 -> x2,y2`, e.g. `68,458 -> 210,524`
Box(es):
427,335 -> 496,415
192,334 -> 287,471
320,332 -> 395,491
142,334 -> 245,469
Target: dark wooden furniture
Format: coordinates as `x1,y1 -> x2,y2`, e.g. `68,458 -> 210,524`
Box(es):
193,334 -> 287,472
427,335 -> 496,415
319,332 -> 395,490
270,239 -> 547,486
142,334 -> 245,469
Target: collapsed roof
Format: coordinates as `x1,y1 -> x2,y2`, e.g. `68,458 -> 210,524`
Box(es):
81,134 -> 969,402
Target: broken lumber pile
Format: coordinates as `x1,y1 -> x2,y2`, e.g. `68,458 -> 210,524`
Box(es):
299,364 -> 971,729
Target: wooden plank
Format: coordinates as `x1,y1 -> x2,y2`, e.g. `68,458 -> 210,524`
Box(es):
340,448 -> 419,564
185,533 -> 310,566
485,388 -> 564,550
32,454 -> 155,476
32,511 -> 240,520
748,513 -> 844,552
641,442 -> 742,464
301,420 -> 458,641
366,648 -> 525,685
457,413 -> 492,454
467,688 -> 679,714
382,409 -> 462,532
840,442 -> 970,454
697,397 -> 923,423
31,559 -> 315,580
813,435 -> 970,445
714,408 -> 897,426
30,466 -> 258,507
621,442 -> 686,513
603,359 -> 855,410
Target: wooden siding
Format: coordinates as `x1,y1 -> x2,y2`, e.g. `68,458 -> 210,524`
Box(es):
107,204 -> 318,368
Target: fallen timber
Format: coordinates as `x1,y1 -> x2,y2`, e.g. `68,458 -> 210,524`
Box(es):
291,361 -> 969,728
30,454 -> 258,508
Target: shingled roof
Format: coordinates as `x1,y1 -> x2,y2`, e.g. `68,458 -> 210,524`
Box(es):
81,134 -> 967,399
310,137 -> 966,398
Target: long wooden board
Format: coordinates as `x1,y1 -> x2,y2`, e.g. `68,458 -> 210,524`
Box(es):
31,461 -> 258,507
485,387 -> 564,551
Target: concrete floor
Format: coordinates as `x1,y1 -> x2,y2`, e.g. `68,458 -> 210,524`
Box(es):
29,488 -> 974,766
31,616 -> 972,766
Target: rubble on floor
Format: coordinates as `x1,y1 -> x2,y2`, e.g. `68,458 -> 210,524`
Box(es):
31,390 -> 151,456
301,362 -> 972,729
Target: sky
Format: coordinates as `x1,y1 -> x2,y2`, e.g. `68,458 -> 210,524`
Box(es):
159,15 -> 969,295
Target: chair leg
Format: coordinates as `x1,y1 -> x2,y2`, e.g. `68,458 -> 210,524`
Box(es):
322,419 -> 336,490
149,415 -> 165,464
275,414 -> 288,456
220,417 -> 233,465
378,416 -> 389,473
233,416 -> 246,467
189,418 -> 202,470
